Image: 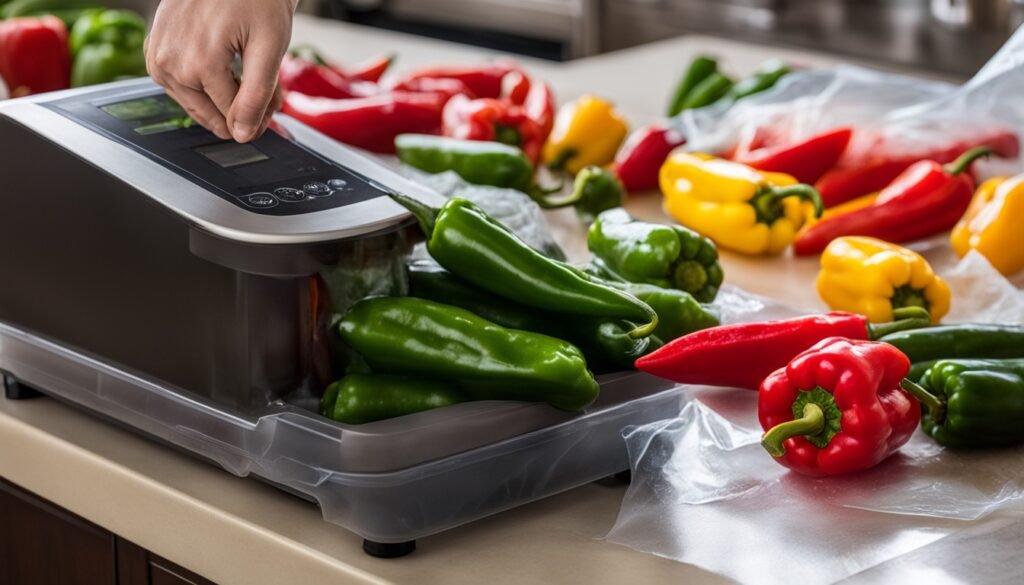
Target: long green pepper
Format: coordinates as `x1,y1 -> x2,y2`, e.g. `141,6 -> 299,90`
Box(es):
321,374 -> 464,424
390,193 -> 658,338
881,324 -> 1024,381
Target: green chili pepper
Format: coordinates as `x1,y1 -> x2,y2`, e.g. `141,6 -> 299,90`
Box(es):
390,193 -> 658,338
881,324 -> 1024,380
320,374 -> 464,424
667,55 -> 718,117
338,296 -> 600,411
396,134 -> 537,193
901,359 -> 1024,448
728,60 -> 790,101
408,260 -> 649,373
587,208 -> 723,302
681,72 -> 734,110
69,9 -> 148,87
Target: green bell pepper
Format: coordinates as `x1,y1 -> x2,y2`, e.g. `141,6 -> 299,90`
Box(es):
69,9 -> 147,87
588,208 -> 723,302
338,296 -> 600,411
407,260 -> 649,373
881,324 -> 1024,381
667,55 -> 717,117
390,193 -> 658,338
320,373 -> 464,424
901,359 -> 1024,448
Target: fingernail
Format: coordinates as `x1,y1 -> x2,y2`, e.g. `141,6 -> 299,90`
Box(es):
233,122 -> 254,142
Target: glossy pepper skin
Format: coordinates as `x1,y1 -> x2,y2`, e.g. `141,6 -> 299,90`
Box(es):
391,193 -> 658,338
818,236 -> 950,324
442,94 -> 547,164
499,70 -> 556,140
660,152 -> 824,255
901,360 -> 1024,448
587,208 -> 722,302
734,127 -> 852,185
543,95 -> 629,174
408,261 -> 650,373
951,175 -> 1024,276
320,374 -> 464,424
607,282 -> 719,343
565,166 -> 624,223
392,62 -> 518,99
282,91 -> 446,154
880,324 -> 1024,382
614,123 -> 688,193
759,338 -> 919,476
795,148 -> 990,256
339,297 -> 600,411
278,53 -> 378,99
0,16 -> 70,96
69,9 -> 147,87
395,134 -> 535,192
666,55 -> 717,117
287,47 -> 394,83
635,307 -> 931,390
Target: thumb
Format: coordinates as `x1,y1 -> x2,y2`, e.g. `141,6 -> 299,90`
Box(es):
228,38 -> 286,142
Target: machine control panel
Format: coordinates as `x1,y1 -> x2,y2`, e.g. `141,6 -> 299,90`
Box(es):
44,86 -> 390,216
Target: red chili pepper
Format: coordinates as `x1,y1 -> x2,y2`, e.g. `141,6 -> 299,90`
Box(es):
634,307 -> 931,390
346,54 -> 394,83
278,54 -> 378,99
390,76 -> 476,101
613,122 -> 687,193
281,91 -> 446,154
0,16 -> 70,97
442,94 -> 546,163
759,337 -> 919,476
393,62 -> 519,99
793,147 -> 990,256
733,127 -> 852,185
815,129 -> 1020,207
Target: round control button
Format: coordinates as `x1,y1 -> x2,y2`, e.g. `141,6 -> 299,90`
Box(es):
303,181 -> 332,197
327,178 -> 348,190
240,192 -> 278,209
273,187 -> 306,203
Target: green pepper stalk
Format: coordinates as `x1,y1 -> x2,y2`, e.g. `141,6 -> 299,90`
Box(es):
530,166 -> 624,223
320,374 -> 465,424
391,193 -> 659,338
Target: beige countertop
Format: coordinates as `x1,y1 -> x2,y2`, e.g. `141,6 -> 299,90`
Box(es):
0,14 -> 1011,585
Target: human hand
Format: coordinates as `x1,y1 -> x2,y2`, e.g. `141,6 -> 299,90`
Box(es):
145,0 -> 298,142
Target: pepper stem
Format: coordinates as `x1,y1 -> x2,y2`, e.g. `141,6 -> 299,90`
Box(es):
944,146 -> 993,176
626,314 -> 659,339
672,260 -> 708,293
867,306 -> 932,339
547,148 -> 576,172
899,379 -> 947,425
761,403 -> 825,457
388,192 -> 438,237
752,184 -> 824,224
891,285 -> 929,313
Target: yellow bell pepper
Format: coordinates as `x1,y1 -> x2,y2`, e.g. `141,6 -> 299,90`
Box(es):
951,174 -> 1024,276
543,95 -> 628,175
817,236 -> 950,324
659,152 -> 823,255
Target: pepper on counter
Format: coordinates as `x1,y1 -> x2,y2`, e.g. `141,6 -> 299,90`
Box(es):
635,307 -> 931,390
69,9 -> 147,87
587,208 -> 723,303
278,51 -> 379,99
390,193 -> 658,338
950,174 -> 1024,276
727,59 -> 790,101
733,127 -> 852,185
880,324 -> 1024,381
660,152 -> 823,255
543,95 -> 629,174
320,374 -> 465,424
613,122 -> 688,193
817,236 -> 950,324
339,296 -> 600,411
288,46 -> 394,83
391,61 -> 519,99
901,360 -> 1024,449
794,147 -> 991,256
759,337 -> 919,476
442,94 -> 547,164
666,55 -> 718,117
0,15 -> 70,96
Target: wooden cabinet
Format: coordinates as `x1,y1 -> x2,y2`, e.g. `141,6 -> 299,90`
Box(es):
0,479 -> 214,585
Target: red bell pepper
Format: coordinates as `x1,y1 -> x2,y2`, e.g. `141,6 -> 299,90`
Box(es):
282,91 -> 446,154
815,128 -> 1020,207
759,337 -> 920,476
392,62 -> 519,100
733,127 -> 852,185
0,16 -> 71,97
613,122 -> 687,193
501,70 -> 555,140
278,54 -> 378,99
793,147 -> 990,256
442,93 -> 546,163
634,307 -> 931,390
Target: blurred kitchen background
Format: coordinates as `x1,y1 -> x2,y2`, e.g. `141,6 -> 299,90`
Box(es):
298,0 -> 1024,78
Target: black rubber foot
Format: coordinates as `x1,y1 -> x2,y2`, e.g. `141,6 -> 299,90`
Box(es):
3,373 -> 41,400
363,539 -> 416,558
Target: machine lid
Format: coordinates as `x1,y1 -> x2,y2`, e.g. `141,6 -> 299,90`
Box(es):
0,78 -> 446,245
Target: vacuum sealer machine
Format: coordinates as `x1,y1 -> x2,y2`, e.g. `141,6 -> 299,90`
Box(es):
0,79 -> 686,557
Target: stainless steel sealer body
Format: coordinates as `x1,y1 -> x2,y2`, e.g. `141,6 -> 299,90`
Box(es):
0,78 -> 445,411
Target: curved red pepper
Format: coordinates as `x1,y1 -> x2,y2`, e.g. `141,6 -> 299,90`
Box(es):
734,127 -> 852,185
394,62 -> 518,99
794,147 -> 989,256
635,308 -> 930,390
0,16 -> 70,96
758,337 -> 919,476
391,76 -> 476,102
278,54 -> 378,99
614,122 -> 687,193
442,94 -> 545,163
282,91 -> 446,154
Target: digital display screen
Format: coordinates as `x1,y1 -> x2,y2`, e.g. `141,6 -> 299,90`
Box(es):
193,142 -> 270,168
101,96 -> 186,121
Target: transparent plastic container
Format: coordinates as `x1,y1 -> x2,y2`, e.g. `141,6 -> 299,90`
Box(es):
0,322 -> 687,546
